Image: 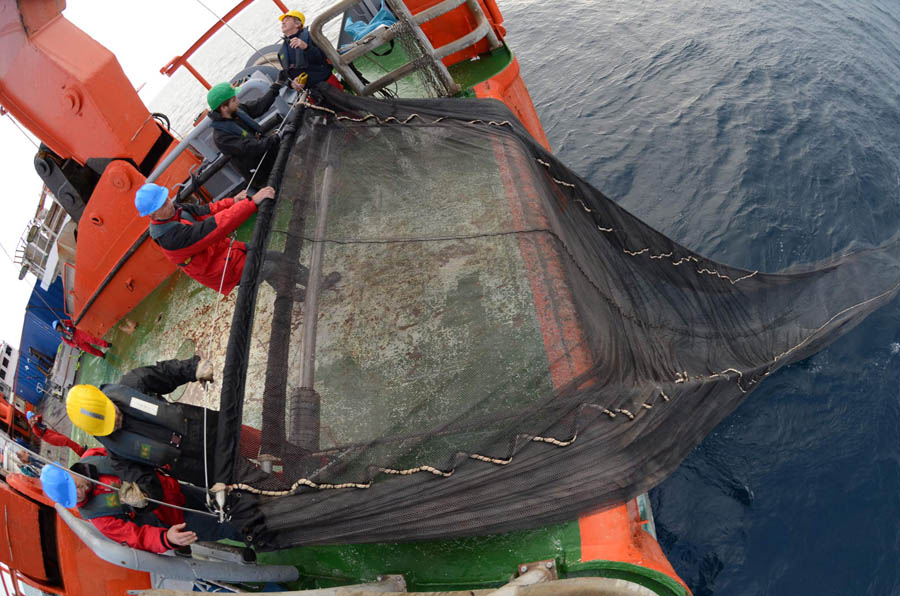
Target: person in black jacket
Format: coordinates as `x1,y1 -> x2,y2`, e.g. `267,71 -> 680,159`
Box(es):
66,356 -> 219,487
277,9 -> 334,88
65,357 -> 271,545
206,82 -> 283,189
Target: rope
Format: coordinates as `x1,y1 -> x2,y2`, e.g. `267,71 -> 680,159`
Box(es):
222,367 -> 745,498
225,428 -> 597,497
281,104 -> 757,287
196,233 -> 237,516
191,0 -> 269,67
21,280 -> 66,319
0,234 -> 68,325
281,101 -> 758,288
294,99 -> 515,129
4,114 -> 40,149
0,118 -> 70,302
227,266 -> 891,497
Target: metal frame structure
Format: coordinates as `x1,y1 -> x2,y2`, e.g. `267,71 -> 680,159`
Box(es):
309,0 -> 502,96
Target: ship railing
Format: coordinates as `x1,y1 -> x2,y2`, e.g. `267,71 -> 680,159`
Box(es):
54,503 -> 299,584
161,0 -> 291,89
310,0 -> 502,97
14,216 -> 55,278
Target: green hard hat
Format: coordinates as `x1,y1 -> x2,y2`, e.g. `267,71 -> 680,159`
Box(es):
207,82 -> 240,110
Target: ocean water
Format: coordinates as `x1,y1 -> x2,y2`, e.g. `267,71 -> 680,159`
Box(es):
149,1 -> 900,593
501,1 -> 900,594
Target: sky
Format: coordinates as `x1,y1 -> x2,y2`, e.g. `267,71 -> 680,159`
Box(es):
0,0 -> 252,349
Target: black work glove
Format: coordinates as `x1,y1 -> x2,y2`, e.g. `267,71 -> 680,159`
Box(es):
276,69 -> 289,84
266,134 -> 281,150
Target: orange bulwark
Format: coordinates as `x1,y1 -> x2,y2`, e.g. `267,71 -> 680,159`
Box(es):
0,0 -> 200,337
454,10 -> 687,590
2,474 -> 151,595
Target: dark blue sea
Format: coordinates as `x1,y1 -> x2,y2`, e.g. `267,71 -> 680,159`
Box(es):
502,1 -> 900,594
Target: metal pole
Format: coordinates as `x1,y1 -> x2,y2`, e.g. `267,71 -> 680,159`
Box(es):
287,133 -> 334,450
308,0 -> 371,94
298,135 -> 334,389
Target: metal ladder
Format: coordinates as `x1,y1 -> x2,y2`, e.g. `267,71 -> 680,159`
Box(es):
309,0 -> 502,97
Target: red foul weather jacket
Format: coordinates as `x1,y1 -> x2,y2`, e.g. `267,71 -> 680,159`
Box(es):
149,197 -> 258,295
77,448 -> 186,554
29,414 -> 85,457
57,318 -> 109,357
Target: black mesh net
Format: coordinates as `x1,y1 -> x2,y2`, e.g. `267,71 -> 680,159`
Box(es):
216,86 -> 900,549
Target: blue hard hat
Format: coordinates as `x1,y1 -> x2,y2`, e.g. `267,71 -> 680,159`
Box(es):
50,319 -> 59,330
40,464 -> 77,508
134,183 -> 169,217
26,411 -> 35,421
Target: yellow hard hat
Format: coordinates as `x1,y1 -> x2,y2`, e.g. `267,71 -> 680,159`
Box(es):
279,9 -> 306,26
66,385 -> 117,436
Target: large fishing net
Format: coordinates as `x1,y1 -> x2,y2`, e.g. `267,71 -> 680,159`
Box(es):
216,85 -> 900,549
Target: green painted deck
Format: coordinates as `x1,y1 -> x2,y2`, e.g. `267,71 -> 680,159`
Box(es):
349,40 -> 514,98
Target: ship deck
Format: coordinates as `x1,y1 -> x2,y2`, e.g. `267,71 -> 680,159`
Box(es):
56,111 -> 638,593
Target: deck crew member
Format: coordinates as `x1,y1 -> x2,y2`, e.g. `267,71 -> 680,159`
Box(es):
206,81 -> 284,188
277,9 -> 340,90
27,411 -> 85,457
135,183 -> 275,295
64,356 -> 220,488
53,318 -> 111,359
40,447 -> 242,553
136,183 -> 338,298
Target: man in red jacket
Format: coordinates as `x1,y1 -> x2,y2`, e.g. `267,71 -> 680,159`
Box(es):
53,318 -> 110,358
135,184 -> 276,295
41,447 -> 242,554
27,411 -> 85,457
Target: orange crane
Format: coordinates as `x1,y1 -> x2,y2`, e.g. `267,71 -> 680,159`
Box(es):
0,0 -> 201,336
